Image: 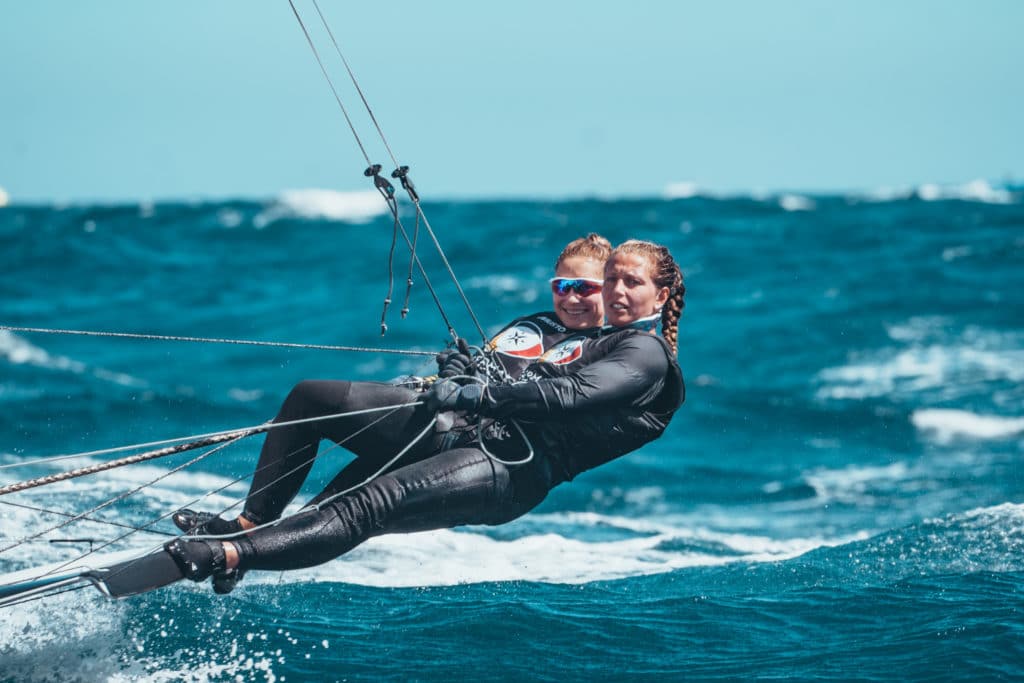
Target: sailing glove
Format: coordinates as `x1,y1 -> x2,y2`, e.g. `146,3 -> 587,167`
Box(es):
435,338 -> 476,380
423,379 -> 484,415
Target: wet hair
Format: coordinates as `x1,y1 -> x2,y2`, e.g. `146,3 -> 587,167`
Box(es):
555,233 -> 612,270
610,239 -> 685,355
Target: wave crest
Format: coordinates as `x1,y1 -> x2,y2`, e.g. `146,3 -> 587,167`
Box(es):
253,189 -> 388,228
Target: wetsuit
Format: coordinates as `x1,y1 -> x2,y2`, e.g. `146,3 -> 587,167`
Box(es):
240,312 -> 598,525
228,327 -> 683,573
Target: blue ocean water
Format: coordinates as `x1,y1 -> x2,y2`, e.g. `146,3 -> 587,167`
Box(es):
1,183 -> 1023,681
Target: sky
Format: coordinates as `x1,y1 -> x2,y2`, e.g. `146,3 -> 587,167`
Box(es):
1,0 -> 1022,203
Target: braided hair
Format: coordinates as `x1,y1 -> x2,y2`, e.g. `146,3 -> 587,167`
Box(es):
555,233 -> 612,269
610,239 -> 685,355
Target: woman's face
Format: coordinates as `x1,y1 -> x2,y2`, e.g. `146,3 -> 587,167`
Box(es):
602,252 -> 669,327
551,255 -> 605,329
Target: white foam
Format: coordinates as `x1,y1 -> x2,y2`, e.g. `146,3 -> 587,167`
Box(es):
465,274 -> 538,303
244,511 -> 846,589
854,185 -> 913,202
0,330 -> 148,388
0,330 -> 87,372
916,179 -> 1015,204
228,387 -> 264,403
912,409 -> 1024,444
953,501 -> 1024,525
253,189 -> 388,228
816,336 -> 1024,401
778,194 -> 815,211
0,186 -> 8,207
0,594 -> 281,683
942,245 -> 973,262
803,462 -> 913,504
663,181 -> 702,199
849,179 -> 1018,204
217,208 -> 244,229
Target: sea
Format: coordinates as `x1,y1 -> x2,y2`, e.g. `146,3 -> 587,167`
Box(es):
0,181 -> 1022,681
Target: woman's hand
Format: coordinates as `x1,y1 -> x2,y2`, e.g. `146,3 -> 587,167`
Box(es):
422,380 -> 483,415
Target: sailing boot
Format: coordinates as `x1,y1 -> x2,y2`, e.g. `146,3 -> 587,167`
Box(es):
164,538 -> 227,582
171,509 -> 244,537
211,568 -> 246,595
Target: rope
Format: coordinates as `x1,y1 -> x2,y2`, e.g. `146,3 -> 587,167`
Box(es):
301,2 -> 488,344
0,437 -> 243,556
0,499 -> 175,538
286,0 -> 372,167
47,401 -> 429,590
311,0 -> 400,169
0,326 -> 434,356
0,402 -> 421,473
0,432 -> 251,497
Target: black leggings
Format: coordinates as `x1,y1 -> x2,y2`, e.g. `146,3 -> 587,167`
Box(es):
237,380 -> 553,571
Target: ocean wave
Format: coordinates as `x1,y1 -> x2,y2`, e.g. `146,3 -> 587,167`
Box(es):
662,181 -> 703,199
0,593 -> 279,683
0,186 -> 8,207
801,461 -> 916,505
916,179 -> 1016,204
753,501 -> 1024,591
252,189 -> 388,228
815,325 -> 1024,401
0,330 -> 147,389
854,502 -> 1024,576
851,178 -> 1018,205
261,510 -> 848,588
0,453 -> 251,569
663,179 -> 1018,205
912,408 -> 1024,444
662,182 -> 816,211
778,194 -> 815,211
465,274 -> 539,304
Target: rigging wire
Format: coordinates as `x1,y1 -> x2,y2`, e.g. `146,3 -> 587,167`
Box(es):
0,402 -> 421,476
0,499 -> 174,538
21,400 -> 427,591
0,437 -> 243,557
312,0 -> 488,343
289,0 -> 487,344
285,0 -> 372,167
0,582 -> 92,610
0,326 -> 434,356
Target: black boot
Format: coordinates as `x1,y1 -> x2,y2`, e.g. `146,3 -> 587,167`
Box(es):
211,568 -> 246,594
164,538 -> 227,582
171,509 -> 244,537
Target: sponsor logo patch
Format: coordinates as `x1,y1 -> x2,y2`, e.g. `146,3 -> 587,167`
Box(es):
490,322 -> 544,359
542,337 -> 586,365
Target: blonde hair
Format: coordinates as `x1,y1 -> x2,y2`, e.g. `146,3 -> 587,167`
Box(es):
610,239 -> 685,355
555,233 -> 612,269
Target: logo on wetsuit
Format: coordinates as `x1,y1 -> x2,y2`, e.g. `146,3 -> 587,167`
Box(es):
489,322 -> 544,359
540,337 -> 586,365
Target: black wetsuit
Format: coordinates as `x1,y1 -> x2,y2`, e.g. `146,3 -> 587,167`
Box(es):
231,324 -> 683,573
241,311 -> 598,524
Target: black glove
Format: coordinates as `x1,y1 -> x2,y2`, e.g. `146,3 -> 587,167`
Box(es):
422,379 -> 484,415
435,338 -> 476,380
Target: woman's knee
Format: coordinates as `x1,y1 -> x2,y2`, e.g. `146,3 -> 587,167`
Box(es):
280,380 -> 352,419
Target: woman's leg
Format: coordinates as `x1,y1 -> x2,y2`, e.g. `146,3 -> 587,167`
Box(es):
234,447 -> 548,572
242,380 -> 432,524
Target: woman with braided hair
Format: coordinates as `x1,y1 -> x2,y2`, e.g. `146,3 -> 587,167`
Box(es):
164,238 -> 685,590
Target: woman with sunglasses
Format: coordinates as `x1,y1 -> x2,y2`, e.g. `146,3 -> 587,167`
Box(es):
166,234 -> 612,591
166,238 -> 684,590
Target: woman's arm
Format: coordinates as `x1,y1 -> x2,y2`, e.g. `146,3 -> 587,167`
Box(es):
478,333 -> 671,419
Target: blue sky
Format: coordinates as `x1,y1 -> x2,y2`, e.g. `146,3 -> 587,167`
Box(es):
1,1 -> 1021,202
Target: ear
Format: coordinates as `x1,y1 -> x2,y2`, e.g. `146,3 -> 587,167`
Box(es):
654,286 -> 670,310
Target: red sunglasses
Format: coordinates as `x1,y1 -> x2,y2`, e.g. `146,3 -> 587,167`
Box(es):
550,277 -> 603,297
